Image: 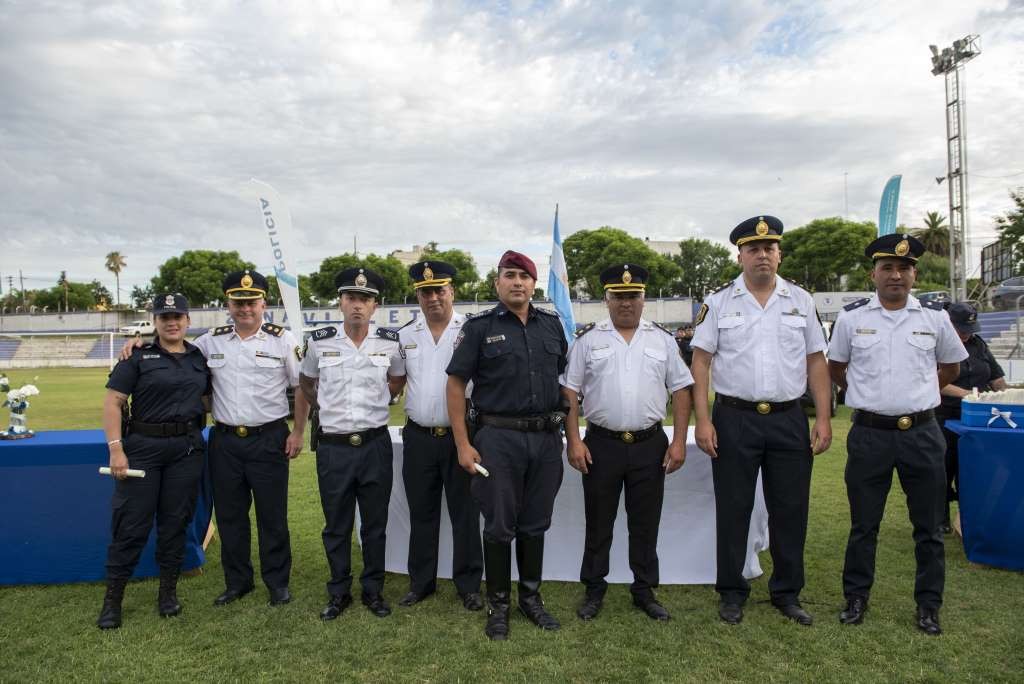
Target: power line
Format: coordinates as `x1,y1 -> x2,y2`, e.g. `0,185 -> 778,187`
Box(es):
973,171 -> 1024,179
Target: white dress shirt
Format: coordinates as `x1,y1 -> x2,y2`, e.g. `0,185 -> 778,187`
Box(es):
560,318 -> 694,431
691,274 -> 828,402
828,294 -> 968,415
300,325 -> 402,432
392,312 -> 466,427
194,324 -> 301,426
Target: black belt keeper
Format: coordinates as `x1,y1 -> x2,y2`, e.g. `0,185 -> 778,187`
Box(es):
477,413 -> 562,433
214,418 -> 288,438
586,422 -> 663,444
852,409 -> 935,431
716,394 -> 798,415
405,419 -> 452,438
318,425 -> 388,447
129,418 -> 202,437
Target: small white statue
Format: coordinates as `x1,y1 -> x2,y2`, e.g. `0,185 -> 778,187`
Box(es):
2,383 -> 40,439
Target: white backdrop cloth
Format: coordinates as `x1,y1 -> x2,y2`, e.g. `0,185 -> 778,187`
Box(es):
368,426 -> 769,584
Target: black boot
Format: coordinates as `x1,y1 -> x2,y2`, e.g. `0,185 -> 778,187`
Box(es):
158,570 -> 182,617
516,535 -> 560,631
97,578 -> 127,630
483,538 -> 511,641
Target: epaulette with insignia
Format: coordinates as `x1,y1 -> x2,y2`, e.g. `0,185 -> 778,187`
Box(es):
465,308 -> 495,324
920,299 -> 945,311
711,281 -> 731,295
843,298 -> 869,312
397,319 -> 416,330
536,307 -> 559,316
311,326 -> 337,341
651,321 -> 675,336
212,325 -> 234,336
261,322 -> 285,337
575,322 -> 595,338
376,327 -> 399,342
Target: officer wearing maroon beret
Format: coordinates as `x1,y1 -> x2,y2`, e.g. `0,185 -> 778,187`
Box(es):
446,250 -> 569,641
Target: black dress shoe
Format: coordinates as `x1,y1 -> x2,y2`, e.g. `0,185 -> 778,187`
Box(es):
320,594 -> 353,620
460,592 -> 484,611
718,602 -> 743,625
839,596 -> 868,625
776,603 -> 813,626
398,590 -> 434,607
519,594 -> 560,630
362,593 -> 392,618
916,607 -> 942,636
576,594 -> 603,621
213,584 -> 255,607
269,587 -> 292,606
633,595 -> 670,621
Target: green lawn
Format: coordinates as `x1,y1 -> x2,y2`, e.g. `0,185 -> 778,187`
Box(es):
2,367 -> 1022,682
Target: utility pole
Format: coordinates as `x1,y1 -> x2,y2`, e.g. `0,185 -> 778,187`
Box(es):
19,270 -> 26,308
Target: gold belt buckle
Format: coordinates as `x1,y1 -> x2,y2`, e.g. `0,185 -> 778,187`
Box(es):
897,416 -> 913,430
348,433 -> 363,446
431,427 -> 448,437
756,402 -> 771,415
621,431 -> 635,444
235,425 -> 249,437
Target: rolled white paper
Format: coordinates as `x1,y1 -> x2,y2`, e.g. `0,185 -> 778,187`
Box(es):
474,463 -> 490,477
99,467 -> 146,478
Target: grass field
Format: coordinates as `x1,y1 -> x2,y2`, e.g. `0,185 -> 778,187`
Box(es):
1,367 -> 1022,682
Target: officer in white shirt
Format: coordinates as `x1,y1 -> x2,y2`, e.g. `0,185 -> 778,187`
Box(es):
561,264 -> 693,623
691,216 -> 832,627
390,260 -> 483,612
299,266 -> 404,621
828,234 -> 967,636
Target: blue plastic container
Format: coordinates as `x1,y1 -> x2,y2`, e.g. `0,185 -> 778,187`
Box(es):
961,401 -> 1024,429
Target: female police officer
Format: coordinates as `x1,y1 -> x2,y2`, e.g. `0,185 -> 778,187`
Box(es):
97,293 -> 211,629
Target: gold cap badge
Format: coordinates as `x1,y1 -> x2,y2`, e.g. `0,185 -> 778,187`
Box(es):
755,218 -> 769,236
241,273 -> 254,288
423,265 -> 434,281
355,271 -> 368,287
895,239 -> 910,257
622,270 -> 632,284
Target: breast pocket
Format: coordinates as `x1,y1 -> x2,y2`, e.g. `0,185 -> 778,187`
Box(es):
587,346 -> 613,372
206,357 -> 227,371
482,341 -> 515,376
403,346 -> 421,372
317,355 -> 345,382
717,316 -> 746,349
850,334 -> 881,372
907,333 -> 937,371
542,338 -> 562,374
642,346 -> 667,378
779,315 -> 807,354
254,354 -> 285,378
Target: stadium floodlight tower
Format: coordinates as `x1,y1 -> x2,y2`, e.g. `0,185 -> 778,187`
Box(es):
929,35 -> 981,303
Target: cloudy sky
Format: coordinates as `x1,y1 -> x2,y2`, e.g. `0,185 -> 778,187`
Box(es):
2,0 -> 1022,300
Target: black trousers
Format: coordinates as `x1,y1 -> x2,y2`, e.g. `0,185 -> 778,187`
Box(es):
106,432 -> 204,580
711,401 -> 812,606
316,430 -> 393,597
580,429 -> 668,598
470,426 -> 563,544
935,405 -> 961,505
402,423 -> 483,596
208,421 -> 292,591
842,420 -> 946,609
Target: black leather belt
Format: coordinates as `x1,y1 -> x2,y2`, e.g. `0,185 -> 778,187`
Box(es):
318,425 -> 388,447
130,418 -> 202,437
716,394 -> 798,415
215,418 -> 287,438
852,409 -> 935,431
477,413 -> 563,432
405,419 -> 452,438
587,422 -> 662,444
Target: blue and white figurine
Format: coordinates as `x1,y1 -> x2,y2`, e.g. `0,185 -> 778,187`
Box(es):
2,383 -> 39,439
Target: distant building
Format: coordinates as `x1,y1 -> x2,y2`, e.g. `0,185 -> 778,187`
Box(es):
390,245 -> 425,267
644,238 -> 681,257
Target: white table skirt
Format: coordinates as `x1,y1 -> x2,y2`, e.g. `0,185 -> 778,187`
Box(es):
369,425 -> 768,584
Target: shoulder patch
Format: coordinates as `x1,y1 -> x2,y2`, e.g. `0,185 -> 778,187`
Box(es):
311,326 -> 337,341
695,303 -> 710,326
651,321 -> 675,337
843,298 -> 869,312
575,322 -> 595,338
212,325 -> 234,336
376,327 -> 399,342
920,299 -> 945,311
261,322 -> 285,337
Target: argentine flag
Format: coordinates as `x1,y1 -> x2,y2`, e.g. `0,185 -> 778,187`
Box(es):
548,204 -> 576,345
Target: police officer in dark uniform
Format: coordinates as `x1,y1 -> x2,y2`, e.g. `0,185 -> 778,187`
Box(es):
98,293 -> 210,629
828,234 -> 967,635
936,302 -> 1007,532
446,250 -> 569,641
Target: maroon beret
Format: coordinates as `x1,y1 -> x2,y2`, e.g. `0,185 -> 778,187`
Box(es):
497,250 -> 537,281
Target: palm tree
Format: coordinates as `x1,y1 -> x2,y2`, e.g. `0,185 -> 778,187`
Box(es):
912,212 -> 949,257
105,252 -> 127,306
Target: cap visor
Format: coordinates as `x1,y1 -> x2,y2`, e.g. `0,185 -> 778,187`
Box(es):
337,286 -> 380,297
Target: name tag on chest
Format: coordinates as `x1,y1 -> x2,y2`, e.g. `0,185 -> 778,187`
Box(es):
486,335 -> 506,344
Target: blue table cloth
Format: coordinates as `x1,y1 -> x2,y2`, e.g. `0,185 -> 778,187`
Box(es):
945,420 -> 1024,571
0,429 -> 213,585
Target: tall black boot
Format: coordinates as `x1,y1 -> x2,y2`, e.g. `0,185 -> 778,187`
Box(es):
483,538 -> 511,641
516,534 -> 560,631
97,578 -> 128,630
158,569 -> 182,617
